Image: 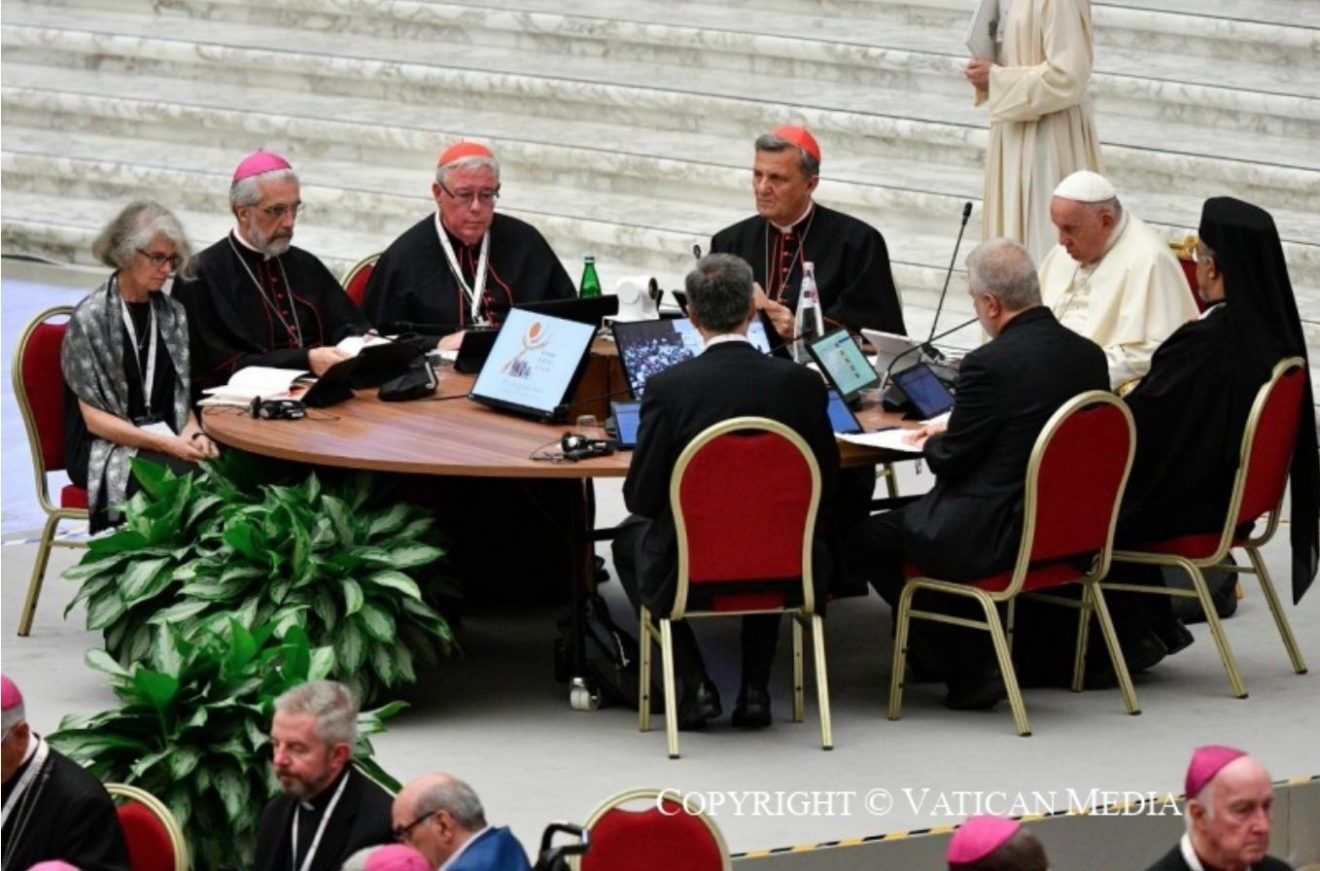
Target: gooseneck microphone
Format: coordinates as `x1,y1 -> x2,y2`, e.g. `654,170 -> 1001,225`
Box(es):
923,201 -> 975,361
883,315 -> 980,387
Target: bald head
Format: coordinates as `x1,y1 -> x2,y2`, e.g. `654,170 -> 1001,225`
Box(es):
1188,755 -> 1274,871
392,774 -> 487,868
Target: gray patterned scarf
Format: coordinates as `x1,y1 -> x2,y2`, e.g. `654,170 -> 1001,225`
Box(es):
61,276 -> 191,519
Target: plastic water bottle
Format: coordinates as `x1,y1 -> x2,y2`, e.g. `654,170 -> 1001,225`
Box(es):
794,261 -> 823,362
579,256 -> 602,299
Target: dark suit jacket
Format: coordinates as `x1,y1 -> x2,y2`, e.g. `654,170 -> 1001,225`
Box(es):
622,339 -> 840,611
901,307 -> 1108,581
253,766 -> 393,871
1144,843 -> 1293,871
449,826 -> 533,871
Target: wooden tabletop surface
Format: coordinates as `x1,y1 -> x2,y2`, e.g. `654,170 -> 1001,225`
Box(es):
202,368 -> 915,479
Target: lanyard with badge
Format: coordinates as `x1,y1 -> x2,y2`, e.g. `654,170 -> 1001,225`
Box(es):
117,279 -> 160,425
436,215 -> 490,327
290,771 -> 349,871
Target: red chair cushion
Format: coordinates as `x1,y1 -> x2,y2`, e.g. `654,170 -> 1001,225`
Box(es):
21,320 -> 70,472
344,262 -> 375,308
585,798 -> 724,871
1237,366 -> 1304,524
116,801 -> 176,871
61,485 -> 89,510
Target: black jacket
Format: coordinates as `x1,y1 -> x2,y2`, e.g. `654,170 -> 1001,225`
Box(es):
253,766 -> 393,871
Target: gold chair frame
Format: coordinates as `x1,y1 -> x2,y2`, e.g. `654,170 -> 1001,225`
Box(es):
889,391 -> 1139,736
339,252 -> 381,297
638,417 -> 832,758
1106,357 -> 1309,699
107,782 -> 190,871
576,788 -> 732,871
12,305 -> 88,637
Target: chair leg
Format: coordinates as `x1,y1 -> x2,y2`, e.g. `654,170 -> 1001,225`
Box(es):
980,596 -> 1030,736
1178,559 -> 1248,698
883,462 -> 899,499
1070,590 -> 1092,694
792,615 -> 805,723
639,607 -> 652,732
660,619 -> 680,758
888,584 -> 915,721
812,615 -> 833,750
1245,546 -> 1308,674
1088,584 -> 1141,715
18,513 -> 61,637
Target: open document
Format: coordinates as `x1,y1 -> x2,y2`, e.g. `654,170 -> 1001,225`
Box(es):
199,366 -> 309,406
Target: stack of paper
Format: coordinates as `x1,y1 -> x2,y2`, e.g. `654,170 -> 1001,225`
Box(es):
199,366 -> 309,406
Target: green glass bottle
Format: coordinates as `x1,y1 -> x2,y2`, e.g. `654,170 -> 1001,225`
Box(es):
579,256 -> 602,299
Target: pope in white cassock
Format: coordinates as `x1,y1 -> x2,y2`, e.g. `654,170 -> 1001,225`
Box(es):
1038,170 -> 1198,389
967,0 -> 1104,263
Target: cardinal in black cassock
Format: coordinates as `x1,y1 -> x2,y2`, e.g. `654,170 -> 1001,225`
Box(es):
362,141 -> 574,345
172,151 -> 368,392
710,126 -> 906,337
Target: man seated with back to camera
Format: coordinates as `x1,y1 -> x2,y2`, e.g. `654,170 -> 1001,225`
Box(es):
612,253 -> 840,730
846,238 -> 1116,709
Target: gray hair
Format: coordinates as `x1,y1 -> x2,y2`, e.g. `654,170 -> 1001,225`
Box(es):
229,167 -> 300,212
686,253 -> 755,334
436,156 -> 501,188
91,200 -> 193,275
755,132 -> 820,178
274,680 -> 358,752
1086,196 -> 1123,223
416,777 -> 487,832
966,238 -> 1041,312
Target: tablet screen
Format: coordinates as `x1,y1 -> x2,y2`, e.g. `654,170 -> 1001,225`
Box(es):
614,318 -> 773,399
611,400 -> 642,449
893,363 -> 955,419
826,388 -> 863,434
469,308 -> 598,419
808,329 -> 880,401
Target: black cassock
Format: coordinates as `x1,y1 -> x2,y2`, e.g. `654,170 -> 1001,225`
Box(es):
362,212 -> 575,343
710,203 -> 907,335
173,233 -> 367,390
1,742 -> 131,871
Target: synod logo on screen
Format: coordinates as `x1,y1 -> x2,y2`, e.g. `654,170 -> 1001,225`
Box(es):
502,319 -> 553,379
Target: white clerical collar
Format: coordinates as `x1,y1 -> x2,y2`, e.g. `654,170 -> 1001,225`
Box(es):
1198,300 -> 1226,320
702,332 -> 752,352
1179,833 -> 1208,871
439,825 -> 491,871
770,202 -> 815,234
233,227 -> 273,261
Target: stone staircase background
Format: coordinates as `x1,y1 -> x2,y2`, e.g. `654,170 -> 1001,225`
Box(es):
2,0 -> 1317,398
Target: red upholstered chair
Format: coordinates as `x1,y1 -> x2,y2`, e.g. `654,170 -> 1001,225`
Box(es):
580,788 -> 731,871
1107,357 -> 1309,698
889,391 -> 1139,736
638,417 -> 831,758
107,783 -> 189,871
340,253 -> 380,309
11,306 -> 89,636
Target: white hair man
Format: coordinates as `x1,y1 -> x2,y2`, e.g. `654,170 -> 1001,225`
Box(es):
1143,746 -> 1292,871
1037,170 -> 1197,389
362,141 -> 574,351
1,674 -> 130,871
172,150 -> 369,390
392,774 -> 532,871
253,681 -> 393,871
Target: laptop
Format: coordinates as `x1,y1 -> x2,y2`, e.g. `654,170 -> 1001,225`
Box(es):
860,328 -> 923,380
891,363 -> 956,419
613,318 -> 775,400
806,329 -> 880,404
468,308 -> 599,422
454,326 -> 500,374
513,295 -> 619,327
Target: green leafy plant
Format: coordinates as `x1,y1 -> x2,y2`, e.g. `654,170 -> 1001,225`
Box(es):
49,619 -> 403,871
64,454 -> 457,701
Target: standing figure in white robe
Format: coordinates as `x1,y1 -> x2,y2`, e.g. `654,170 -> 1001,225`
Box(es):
1038,171 -> 1197,389
967,0 -> 1104,263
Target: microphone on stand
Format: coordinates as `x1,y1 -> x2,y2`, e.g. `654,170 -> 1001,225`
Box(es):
922,201 -> 974,362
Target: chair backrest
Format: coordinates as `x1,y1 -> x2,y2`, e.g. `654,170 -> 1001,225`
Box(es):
1233,357 -> 1306,526
1008,391 -> 1136,591
12,307 -> 76,498
341,253 -> 381,309
1171,237 -> 1208,313
106,783 -> 188,871
580,788 -> 731,871
670,417 -> 822,615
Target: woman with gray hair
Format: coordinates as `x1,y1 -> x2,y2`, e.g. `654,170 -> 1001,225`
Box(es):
62,200 -> 218,530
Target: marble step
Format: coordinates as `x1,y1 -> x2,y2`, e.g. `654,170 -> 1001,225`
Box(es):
4,5 -> 1316,158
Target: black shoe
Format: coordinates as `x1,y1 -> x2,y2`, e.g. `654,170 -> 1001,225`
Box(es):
731,685 -> 773,728
677,679 -> 721,730
1155,619 -> 1195,655
1085,632 -> 1168,690
944,665 -> 1007,711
